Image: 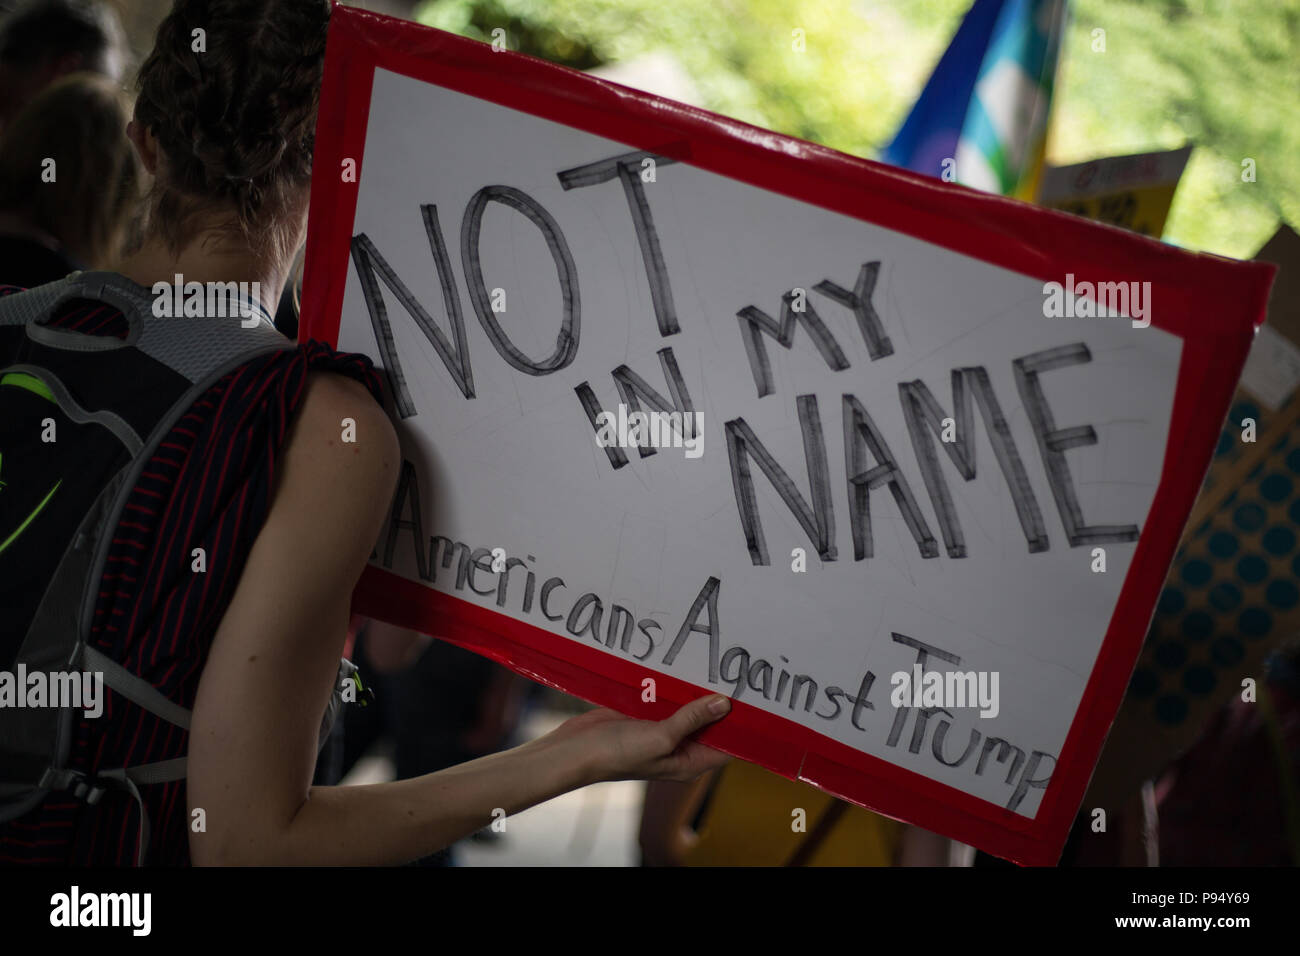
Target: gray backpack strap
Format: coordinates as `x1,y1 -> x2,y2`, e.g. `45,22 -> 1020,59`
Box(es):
83,646 -> 191,730
40,653 -> 358,866
39,757 -> 188,866
0,271 -> 155,346
0,362 -> 144,452
1,270 -> 295,863
0,273 -> 105,327
100,762 -> 183,867
0,270 -> 287,381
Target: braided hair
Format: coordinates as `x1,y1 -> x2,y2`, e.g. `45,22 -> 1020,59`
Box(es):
133,0 -> 330,261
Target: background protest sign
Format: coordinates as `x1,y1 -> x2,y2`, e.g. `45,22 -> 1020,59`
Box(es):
301,6 -> 1274,865
1037,145 -> 1193,239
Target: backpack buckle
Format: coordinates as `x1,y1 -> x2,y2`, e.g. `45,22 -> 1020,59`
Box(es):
39,767 -> 108,805
73,779 -> 109,805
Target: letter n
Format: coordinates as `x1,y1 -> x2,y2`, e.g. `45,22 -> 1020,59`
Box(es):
725,395 -> 835,566
576,347 -> 696,467
350,205 -> 475,418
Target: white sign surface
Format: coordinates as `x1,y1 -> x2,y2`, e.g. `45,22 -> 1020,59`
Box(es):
335,67 -> 1183,820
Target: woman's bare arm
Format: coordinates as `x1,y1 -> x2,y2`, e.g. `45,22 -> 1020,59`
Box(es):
187,372 -> 729,865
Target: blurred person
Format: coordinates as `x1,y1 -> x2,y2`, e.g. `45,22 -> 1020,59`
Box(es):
351,622 -> 531,779
0,71 -> 141,285
328,620 -> 531,865
1155,640 -> 1300,866
0,0 -> 729,867
0,0 -> 127,134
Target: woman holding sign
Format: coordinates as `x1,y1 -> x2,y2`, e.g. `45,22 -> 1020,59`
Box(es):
0,0 -> 729,866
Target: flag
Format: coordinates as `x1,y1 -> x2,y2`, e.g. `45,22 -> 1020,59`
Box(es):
882,0 -> 1068,199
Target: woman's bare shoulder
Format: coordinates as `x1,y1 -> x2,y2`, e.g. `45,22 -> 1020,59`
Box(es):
272,370 -> 399,534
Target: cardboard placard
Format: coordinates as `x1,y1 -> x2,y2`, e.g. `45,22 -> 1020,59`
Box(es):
1037,145 -> 1192,238
301,6 -> 1274,864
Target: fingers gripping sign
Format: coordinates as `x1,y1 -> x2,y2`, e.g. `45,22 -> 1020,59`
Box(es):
548,694 -> 732,784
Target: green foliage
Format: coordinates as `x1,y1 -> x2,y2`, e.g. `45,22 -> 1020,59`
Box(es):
416,0 -> 1298,258
1059,0 -> 1298,256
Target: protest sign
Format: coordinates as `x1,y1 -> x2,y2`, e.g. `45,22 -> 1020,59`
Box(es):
1037,145 -> 1192,238
301,6 -> 1274,864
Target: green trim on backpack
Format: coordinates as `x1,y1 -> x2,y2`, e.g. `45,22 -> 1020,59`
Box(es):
0,371 -> 55,402
0,479 -> 61,556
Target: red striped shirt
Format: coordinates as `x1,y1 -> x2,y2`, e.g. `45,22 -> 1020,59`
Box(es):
0,288 -> 384,865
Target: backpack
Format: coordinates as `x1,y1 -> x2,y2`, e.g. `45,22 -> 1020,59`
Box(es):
0,271 -> 358,863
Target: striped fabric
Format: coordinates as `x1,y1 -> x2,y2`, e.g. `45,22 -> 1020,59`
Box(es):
0,287 -> 384,865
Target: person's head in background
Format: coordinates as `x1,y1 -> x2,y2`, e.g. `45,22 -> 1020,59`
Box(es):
0,0 -> 127,134
122,0 -> 330,316
0,71 -> 140,284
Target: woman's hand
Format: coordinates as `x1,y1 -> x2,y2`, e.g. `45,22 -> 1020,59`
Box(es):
545,694 -> 732,784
